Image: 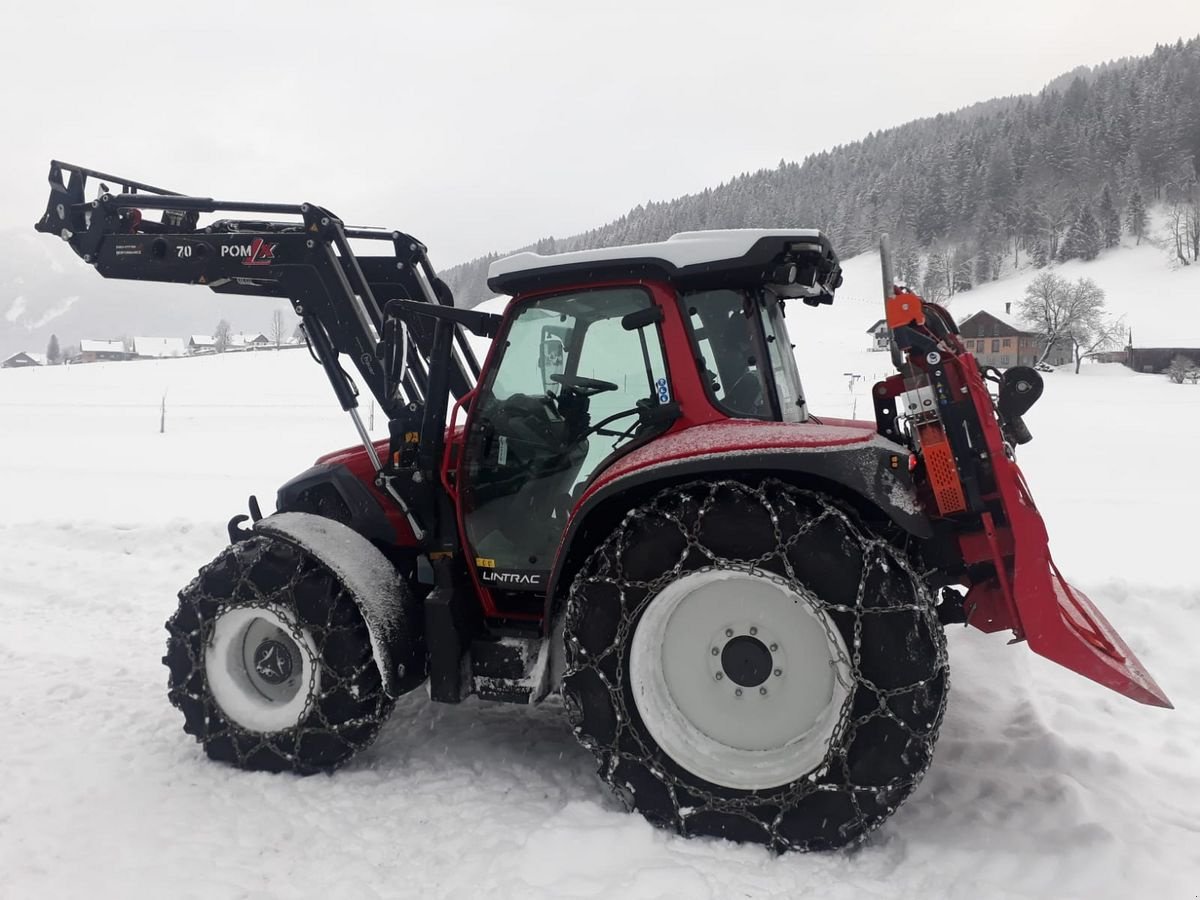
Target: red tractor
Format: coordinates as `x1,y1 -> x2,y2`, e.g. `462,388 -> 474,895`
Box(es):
37,162 -> 1170,852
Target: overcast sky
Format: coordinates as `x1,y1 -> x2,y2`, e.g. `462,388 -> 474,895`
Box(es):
3,1 -> 1198,265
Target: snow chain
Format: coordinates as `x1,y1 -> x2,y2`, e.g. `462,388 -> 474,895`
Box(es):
563,479 -> 949,851
166,536 -> 391,772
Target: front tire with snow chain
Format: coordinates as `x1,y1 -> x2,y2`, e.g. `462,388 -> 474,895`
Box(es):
164,531 -> 422,774
562,479 -> 948,852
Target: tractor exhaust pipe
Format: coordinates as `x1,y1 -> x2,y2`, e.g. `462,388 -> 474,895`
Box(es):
880,232 -> 895,301
879,233 -> 904,369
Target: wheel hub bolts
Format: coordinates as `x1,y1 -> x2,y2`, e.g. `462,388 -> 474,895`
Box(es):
720,635 -> 773,688
253,639 -> 294,685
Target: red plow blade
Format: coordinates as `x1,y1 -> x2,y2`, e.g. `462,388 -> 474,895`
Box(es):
965,462 -> 1173,709
1018,561 -> 1173,708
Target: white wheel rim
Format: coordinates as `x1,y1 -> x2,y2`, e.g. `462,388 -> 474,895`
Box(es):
629,568 -> 852,790
204,606 -> 320,733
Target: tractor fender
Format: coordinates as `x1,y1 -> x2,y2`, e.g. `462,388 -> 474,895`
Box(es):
277,452 -> 419,548
545,422 -> 930,610
254,512 -> 408,697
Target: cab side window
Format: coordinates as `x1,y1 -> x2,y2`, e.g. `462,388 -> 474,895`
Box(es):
683,290 -> 768,419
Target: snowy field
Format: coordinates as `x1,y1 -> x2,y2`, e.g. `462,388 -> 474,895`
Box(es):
2,258 -> 1198,898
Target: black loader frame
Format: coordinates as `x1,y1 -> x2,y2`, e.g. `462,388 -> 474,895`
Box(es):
35,160 -> 498,700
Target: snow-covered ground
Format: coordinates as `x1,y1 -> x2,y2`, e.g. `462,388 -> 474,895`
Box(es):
2,256 -> 1197,898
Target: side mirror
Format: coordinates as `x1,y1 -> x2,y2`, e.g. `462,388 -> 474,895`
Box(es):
539,331 -> 566,395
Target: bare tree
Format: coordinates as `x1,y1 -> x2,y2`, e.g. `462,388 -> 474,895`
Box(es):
1017,273 -> 1122,373
1167,355 -> 1197,385
1188,196 -> 1200,264
214,319 -> 233,353
1070,312 -> 1125,374
1165,181 -> 1200,266
270,309 -> 287,349
1168,201 -> 1192,266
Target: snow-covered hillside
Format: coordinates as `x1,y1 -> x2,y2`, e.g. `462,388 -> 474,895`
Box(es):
943,241 -> 1200,348
1,303 -> 1196,898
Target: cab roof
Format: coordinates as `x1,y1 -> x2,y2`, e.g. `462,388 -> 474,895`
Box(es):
486,229 -> 842,302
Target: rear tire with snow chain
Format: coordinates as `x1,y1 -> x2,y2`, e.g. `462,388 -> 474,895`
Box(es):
562,479 -> 948,851
163,531 -> 422,774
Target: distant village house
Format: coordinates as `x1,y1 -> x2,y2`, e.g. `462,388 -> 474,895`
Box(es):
133,337 -> 186,359
957,309 -> 1072,368
77,340 -> 131,363
1,351 -> 46,369
188,335 -> 216,354
866,319 -> 890,352
229,332 -> 271,350
865,308 -> 1071,367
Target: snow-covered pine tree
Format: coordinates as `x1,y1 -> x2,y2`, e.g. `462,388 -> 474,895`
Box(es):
974,250 -> 992,284
892,237 -> 921,287
1080,206 -> 1103,259
1016,197 -> 1043,268
921,250 -> 950,302
1059,205 -> 1101,261
1098,185 -> 1122,248
984,144 -> 1016,242
952,245 -> 975,293
917,170 -> 950,245
1126,190 -> 1148,245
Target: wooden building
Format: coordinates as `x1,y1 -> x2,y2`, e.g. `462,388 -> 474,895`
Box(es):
77,340 -> 131,363
957,310 -> 1072,368
1,351 -> 46,369
866,319 -> 890,351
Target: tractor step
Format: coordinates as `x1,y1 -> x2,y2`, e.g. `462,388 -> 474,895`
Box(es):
470,636 -> 551,704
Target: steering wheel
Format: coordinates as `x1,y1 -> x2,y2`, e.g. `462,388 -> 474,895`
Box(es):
550,373 -> 619,397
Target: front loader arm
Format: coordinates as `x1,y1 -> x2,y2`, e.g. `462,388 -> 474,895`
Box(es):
35,160 -> 480,422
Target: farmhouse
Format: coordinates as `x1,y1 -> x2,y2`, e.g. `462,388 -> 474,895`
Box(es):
188,335 -> 216,354
133,336 -> 187,359
78,340 -> 131,363
229,332 -> 271,350
1,351 -> 46,369
866,319 -> 890,351
957,310 -> 1072,368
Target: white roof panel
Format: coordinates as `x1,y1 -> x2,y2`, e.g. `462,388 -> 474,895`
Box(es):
488,229 -> 825,282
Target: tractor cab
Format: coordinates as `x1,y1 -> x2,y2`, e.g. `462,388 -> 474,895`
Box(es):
456,231 -> 843,596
